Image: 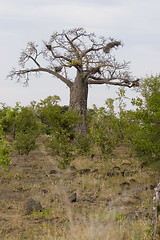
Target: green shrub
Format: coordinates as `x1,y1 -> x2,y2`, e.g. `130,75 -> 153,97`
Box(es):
14,106 -> 41,154
0,126 -> 11,170
127,75 -> 160,161
15,132 -> 38,155
47,130 -> 75,169
88,103 -> 120,154
0,102 -> 21,139
75,134 -> 92,155
36,98 -> 81,168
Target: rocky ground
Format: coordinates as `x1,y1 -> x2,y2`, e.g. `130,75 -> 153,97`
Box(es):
0,138 -> 159,240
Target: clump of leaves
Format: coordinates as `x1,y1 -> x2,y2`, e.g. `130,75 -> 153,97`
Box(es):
88,101 -> 120,155
14,105 -> 41,154
0,102 -> 42,155
36,96 -> 80,168
75,134 -> 92,155
0,102 -> 20,139
126,75 -> 160,162
54,130 -> 75,169
15,132 -> 39,155
29,208 -> 52,219
0,126 -> 11,170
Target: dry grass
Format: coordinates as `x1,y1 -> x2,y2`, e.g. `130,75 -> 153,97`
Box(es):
0,141 -> 158,239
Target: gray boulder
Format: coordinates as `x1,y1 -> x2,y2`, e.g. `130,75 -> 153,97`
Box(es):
24,197 -> 44,214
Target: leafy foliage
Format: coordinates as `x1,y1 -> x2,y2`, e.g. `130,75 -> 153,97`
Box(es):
0,126 -> 11,170
32,95 -> 80,136
1,75 -> 160,167
48,130 -> 75,169
0,103 -> 42,155
34,96 -> 80,168
88,102 -> 120,155
0,102 -> 21,138
14,106 -> 41,154
126,75 -> 160,161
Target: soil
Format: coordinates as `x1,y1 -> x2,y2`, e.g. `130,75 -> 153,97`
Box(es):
0,139 -> 159,239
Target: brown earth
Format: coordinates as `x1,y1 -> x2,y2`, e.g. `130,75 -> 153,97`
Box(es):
0,138 -> 159,239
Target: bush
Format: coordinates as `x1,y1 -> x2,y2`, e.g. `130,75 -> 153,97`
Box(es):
0,126 -> 11,170
88,103 -> 120,155
15,132 -> 39,155
127,75 -> 160,161
0,102 -> 20,138
35,97 -> 81,168
46,130 -> 75,169
75,134 -> 92,155
14,106 -> 41,154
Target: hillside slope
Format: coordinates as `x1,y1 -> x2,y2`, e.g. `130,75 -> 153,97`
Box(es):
0,139 -> 159,240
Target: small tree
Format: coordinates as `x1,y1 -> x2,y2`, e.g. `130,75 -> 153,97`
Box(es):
32,96 -> 80,168
14,106 -> 42,154
32,95 -> 80,136
127,75 -> 160,161
0,125 -> 11,170
8,28 -> 139,134
0,102 -> 20,139
89,101 -> 120,155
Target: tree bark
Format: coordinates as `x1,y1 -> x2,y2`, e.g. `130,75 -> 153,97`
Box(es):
69,72 -> 88,135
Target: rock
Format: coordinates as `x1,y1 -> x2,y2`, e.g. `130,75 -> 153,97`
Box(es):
106,197 -> 112,202
140,161 -> 147,169
150,184 -> 156,190
69,193 -> 77,203
105,197 -> 112,205
50,169 -> 58,174
90,154 -> 95,159
79,169 -> 91,174
120,182 -> 130,188
8,206 -> 13,209
130,178 -> 136,183
124,171 -> 131,177
107,172 -> 115,177
121,170 -> 126,177
113,166 -> 121,171
41,189 -> 48,194
69,166 -> 77,171
24,198 -> 44,214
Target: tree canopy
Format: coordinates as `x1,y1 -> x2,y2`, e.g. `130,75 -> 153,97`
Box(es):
8,27 -> 138,87
8,28 -> 139,134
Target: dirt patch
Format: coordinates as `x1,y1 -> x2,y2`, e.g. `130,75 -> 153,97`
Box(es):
0,142 -> 158,239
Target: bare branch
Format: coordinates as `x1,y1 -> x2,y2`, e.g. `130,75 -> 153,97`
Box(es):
88,76 -> 139,88
19,42 -> 43,68
88,79 -> 131,87
64,34 -> 80,59
28,55 -> 41,68
9,28 -> 138,102
7,67 -> 73,88
81,45 -> 103,58
45,44 -> 71,62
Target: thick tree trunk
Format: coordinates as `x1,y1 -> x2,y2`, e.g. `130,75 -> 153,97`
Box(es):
69,72 -> 88,135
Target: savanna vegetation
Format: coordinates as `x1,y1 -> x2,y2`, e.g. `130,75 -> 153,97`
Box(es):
8,28 -> 139,135
1,74 -> 160,169
0,75 -> 160,239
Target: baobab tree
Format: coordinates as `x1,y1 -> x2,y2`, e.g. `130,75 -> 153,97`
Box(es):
8,28 -> 139,134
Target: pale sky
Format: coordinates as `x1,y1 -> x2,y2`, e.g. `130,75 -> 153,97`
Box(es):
0,0 -> 160,108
